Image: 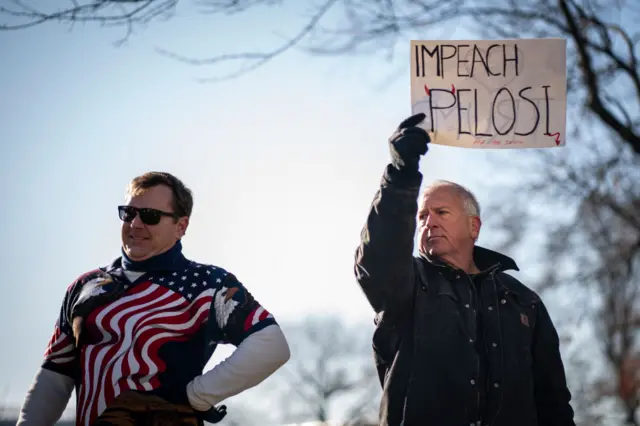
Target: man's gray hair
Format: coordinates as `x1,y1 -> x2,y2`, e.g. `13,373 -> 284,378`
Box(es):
423,180 -> 481,217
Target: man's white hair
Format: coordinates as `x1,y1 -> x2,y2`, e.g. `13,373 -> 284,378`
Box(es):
423,180 -> 481,218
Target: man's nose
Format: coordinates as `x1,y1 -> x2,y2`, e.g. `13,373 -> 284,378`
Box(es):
424,213 -> 438,229
130,213 -> 145,228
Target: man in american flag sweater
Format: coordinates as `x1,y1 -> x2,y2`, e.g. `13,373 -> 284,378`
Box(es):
17,172 -> 291,426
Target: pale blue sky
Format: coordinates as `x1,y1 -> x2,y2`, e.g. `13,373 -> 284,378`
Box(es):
0,2 -> 558,419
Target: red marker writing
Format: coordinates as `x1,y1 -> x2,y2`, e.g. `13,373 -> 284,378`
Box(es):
424,84 -> 456,96
548,132 -> 562,146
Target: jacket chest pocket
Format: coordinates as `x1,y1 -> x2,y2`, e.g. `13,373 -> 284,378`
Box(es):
414,290 -> 467,348
502,290 -> 536,340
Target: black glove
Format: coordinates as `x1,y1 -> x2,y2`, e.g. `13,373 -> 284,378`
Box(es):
388,113 -> 430,171
196,405 -> 227,424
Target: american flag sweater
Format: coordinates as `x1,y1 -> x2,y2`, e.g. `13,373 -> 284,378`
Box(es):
39,247 -> 281,426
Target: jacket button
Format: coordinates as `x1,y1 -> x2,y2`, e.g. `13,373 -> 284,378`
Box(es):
494,382 -> 500,388
500,299 -> 506,304
470,379 -> 476,385
465,304 -> 470,308
492,342 -> 497,348
488,306 -> 494,311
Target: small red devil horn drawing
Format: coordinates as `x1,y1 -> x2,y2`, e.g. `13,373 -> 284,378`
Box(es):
424,84 -> 430,95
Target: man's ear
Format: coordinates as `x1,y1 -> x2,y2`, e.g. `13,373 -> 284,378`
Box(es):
470,216 -> 481,241
176,216 -> 189,238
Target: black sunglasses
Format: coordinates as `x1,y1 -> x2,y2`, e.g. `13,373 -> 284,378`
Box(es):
118,205 -> 179,225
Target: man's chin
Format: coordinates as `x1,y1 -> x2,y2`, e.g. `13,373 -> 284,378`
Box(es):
124,246 -> 152,261
426,245 -> 448,258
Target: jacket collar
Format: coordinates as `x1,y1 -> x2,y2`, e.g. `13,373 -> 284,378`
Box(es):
420,245 -> 519,274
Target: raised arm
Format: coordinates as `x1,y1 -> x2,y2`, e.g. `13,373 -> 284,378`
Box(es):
354,113 -> 430,315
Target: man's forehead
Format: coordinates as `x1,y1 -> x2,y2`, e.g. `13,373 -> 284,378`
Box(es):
420,186 -> 461,208
126,185 -> 173,209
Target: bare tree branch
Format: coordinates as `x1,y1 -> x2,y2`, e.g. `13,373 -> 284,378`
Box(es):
155,0 -> 339,81
558,0 -> 640,155
275,316 -> 379,425
4,0 -> 637,153
0,0 -> 177,29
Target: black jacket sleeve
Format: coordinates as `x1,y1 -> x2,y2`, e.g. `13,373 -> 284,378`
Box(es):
354,164 -> 422,316
532,300 -> 576,426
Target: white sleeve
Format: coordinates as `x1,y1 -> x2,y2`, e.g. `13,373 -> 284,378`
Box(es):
17,368 -> 75,425
186,324 -> 290,411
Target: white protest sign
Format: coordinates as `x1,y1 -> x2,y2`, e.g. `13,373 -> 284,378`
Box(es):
410,38 -> 567,149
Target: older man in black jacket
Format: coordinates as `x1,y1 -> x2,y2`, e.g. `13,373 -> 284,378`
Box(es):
354,113 -> 576,426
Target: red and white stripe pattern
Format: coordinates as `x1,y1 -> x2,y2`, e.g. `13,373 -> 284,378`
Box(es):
75,280 -> 213,426
243,306 -> 273,332
44,327 -> 76,367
